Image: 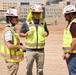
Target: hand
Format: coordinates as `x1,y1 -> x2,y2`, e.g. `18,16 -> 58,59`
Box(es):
20,46 -> 26,51
65,53 -> 71,59
62,54 -> 66,60
27,31 -> 33,36
43,31 -> 47,37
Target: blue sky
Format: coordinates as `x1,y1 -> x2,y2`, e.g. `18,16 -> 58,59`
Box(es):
0,0 -> 41,2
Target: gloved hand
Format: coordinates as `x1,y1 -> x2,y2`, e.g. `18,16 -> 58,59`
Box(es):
43,31 -> 47,37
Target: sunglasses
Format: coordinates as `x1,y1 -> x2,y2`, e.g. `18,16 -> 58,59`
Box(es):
64,13 -> 70,17
12,16 -> 18,18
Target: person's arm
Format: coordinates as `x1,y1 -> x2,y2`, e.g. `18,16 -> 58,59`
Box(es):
19,22 -> 33,37
65,23 -> 76,59
69,22 -> 76,53
5,31 -> 25,51
6,41 -> 25,50
65,38 -> 76,59
69,38 -> 76,53
19,22 -> 29,37
44,22 -> 49,37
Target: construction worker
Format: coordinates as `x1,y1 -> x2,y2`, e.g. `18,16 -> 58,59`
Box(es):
19,4 -> 49,75
0,8 -> 25,75
62,5 -> 76,75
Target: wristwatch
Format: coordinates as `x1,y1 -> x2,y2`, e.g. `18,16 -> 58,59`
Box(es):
67,52 -> 72,55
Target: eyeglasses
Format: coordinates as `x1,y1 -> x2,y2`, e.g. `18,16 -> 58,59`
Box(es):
34,12 -> 41,15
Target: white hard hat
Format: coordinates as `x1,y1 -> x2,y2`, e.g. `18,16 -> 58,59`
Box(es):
5,8 -> 19,16
63,5 -> 76,15
30,4 -> 43,12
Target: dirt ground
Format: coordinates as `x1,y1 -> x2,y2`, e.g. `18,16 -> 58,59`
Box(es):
0,19 -> 69,75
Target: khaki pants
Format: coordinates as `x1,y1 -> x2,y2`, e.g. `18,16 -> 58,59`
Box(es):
6,61 -> 19,75
25,50 -> 44,75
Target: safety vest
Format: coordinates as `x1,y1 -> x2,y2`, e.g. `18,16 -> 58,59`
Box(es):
0,25 -> 24,62
62,19 -> 76,53
25,20 -> 45,49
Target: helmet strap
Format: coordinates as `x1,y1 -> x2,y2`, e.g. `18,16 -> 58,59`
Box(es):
6,16 -> 11,23
6,16 -> 15,26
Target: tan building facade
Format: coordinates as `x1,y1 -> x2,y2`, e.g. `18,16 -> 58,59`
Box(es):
30,0 -> 47,5
0,2 -> 20,19
18,5 -> 30,19
45,4 -> 62,18
0,2 -> 20,10
0,0 -> 76,21
59,0 -> 76,8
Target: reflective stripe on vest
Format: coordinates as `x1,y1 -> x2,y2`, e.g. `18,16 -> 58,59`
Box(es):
0,26 -> 24,62
62,47 -> 76,53
62,19 -> 76,53
26,20 -> 45,49
1,53 -> 23,59
25,42 -> 45,48
25,42 -> 45,46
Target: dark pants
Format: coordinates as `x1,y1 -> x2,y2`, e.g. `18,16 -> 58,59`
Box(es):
66,54 -> 76,75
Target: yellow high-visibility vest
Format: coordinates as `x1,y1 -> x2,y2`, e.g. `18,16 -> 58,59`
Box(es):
0,25 -> 24,62
25,20 -> 45,49
62,19 -> 76,53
